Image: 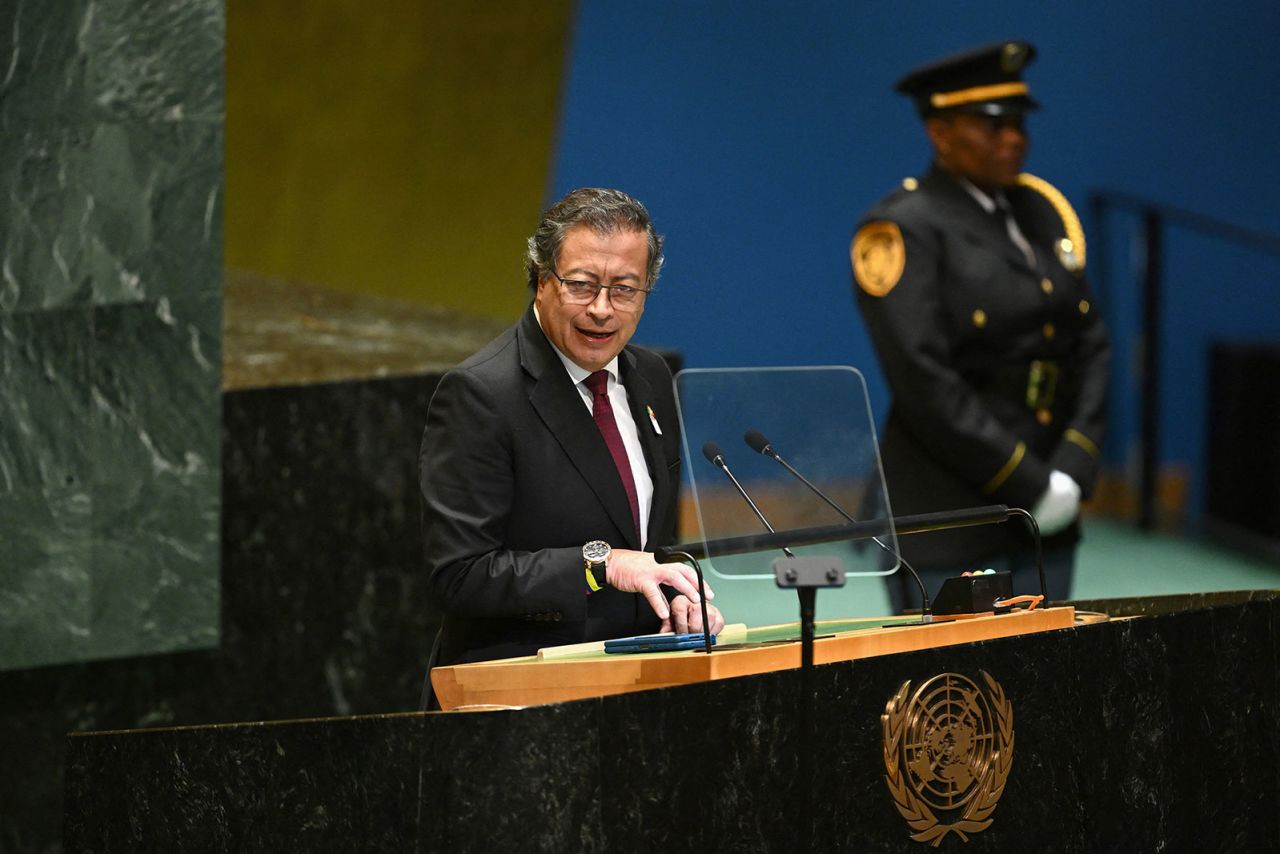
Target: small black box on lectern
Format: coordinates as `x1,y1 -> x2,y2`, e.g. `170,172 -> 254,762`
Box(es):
933,571 -> 1014,616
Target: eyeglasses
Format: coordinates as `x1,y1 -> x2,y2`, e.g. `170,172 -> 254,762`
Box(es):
548,270 -> 651,311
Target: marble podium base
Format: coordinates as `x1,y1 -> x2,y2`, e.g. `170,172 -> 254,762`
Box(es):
65,592 -> 1280,852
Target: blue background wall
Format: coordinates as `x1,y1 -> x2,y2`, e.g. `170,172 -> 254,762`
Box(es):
549,0 -> 1280,520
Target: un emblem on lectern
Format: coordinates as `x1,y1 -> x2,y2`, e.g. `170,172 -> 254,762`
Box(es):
881,671 -> 1014,846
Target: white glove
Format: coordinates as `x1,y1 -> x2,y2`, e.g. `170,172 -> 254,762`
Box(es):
1031,470 -> 1081,536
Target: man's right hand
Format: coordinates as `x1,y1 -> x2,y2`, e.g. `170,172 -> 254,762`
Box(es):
605,549 -> 714,622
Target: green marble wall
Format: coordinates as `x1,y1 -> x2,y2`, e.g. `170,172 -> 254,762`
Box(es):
0,0 -> 223,670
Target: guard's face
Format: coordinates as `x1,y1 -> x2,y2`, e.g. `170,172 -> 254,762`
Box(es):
535,224 -> 649,373
930,112 -> 1029,191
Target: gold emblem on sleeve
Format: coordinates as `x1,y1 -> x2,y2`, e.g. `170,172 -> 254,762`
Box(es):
851,221 -> 906,297
882,671 -> 1014,846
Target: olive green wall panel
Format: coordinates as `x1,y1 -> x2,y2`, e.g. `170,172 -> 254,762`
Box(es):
226,2 -> 574,320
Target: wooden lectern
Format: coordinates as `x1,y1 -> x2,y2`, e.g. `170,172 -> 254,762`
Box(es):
431,607 -> 1074,709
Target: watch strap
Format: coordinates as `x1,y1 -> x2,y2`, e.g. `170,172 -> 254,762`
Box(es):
585,562 -> 605,593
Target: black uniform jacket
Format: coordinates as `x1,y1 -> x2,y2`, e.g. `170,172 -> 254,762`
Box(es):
419,305 -> 682,665
852,163 -> 1110,567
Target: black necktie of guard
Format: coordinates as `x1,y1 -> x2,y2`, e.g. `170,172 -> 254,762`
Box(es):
994,198 -> 1036,266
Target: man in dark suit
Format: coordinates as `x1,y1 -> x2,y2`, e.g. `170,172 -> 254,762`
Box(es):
421,187 -> 724,666
850,42 -> 1110,611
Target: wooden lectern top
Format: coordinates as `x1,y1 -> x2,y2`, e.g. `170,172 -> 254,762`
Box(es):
430,606 -> 1074,711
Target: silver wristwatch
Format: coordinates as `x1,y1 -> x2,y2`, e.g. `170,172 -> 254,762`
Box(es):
583,540 -> 611,591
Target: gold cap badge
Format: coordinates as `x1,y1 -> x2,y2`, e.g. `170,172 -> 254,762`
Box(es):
1001,42 -> 1029,73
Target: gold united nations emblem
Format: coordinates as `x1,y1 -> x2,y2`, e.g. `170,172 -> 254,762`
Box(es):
881,671 -> 1014,846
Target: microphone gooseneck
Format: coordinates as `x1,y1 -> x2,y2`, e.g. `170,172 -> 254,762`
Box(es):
742,429 -> 932,618
702,442 -> 795,558
1005,506 -> 1048,601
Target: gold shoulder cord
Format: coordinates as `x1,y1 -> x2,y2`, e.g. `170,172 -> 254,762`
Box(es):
1016,173 -> 1087,271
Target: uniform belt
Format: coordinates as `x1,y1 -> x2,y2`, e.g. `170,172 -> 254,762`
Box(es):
981,360 -> 1060,410
1025,360 -> 1058,410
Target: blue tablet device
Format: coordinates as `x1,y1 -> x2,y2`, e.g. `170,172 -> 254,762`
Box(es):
603,632 -> 717,654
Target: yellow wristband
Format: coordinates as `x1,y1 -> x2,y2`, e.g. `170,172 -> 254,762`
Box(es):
585,564 -> 603,593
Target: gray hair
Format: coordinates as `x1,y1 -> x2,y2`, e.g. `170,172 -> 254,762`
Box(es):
525,187 -> 665,292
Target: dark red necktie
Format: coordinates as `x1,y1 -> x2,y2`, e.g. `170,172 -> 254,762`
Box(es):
584,370 -> 641,543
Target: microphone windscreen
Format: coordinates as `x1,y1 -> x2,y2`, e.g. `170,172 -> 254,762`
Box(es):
743,430 -> 771,455
702,441 -> 725,463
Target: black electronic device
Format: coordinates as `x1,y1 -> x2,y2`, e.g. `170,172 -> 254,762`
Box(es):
932,571 -> 1015,616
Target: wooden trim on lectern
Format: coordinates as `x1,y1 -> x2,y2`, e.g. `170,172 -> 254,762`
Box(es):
430,607 -> 1074,711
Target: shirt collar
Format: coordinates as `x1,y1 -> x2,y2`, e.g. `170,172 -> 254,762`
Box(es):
957,177 -> 1005,214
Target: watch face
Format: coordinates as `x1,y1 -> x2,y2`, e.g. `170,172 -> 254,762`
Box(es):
583,540 -> 611,563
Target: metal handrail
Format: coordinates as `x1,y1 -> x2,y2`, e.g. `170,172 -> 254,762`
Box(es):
1088,190 -> 1280,529
1090,190 -> 1280,257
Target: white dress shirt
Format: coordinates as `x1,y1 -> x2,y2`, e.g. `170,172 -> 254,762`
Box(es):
535,309 -> 655,548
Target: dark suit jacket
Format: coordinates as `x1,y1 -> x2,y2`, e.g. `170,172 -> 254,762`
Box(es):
419,305 -> 682,665
852,163 -> 1110,567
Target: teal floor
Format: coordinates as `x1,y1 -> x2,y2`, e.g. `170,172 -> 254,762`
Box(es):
1072,519 -> 1280,599
704,519 -> 1280,627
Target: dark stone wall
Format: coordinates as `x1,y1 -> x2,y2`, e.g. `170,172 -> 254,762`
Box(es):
0,375 -> 441,853
62,596 -> 1280,852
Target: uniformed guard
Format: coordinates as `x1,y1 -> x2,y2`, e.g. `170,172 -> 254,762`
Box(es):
850,41 -> 1110,611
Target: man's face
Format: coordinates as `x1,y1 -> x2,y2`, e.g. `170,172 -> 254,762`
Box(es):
930,111 -> 1029,191
534,223 -> 649,372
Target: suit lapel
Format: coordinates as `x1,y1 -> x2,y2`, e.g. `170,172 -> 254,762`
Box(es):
518,308 -> 643,549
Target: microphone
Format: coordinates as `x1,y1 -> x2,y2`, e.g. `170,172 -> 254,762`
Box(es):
701,442 -> 795,558
743,430 -> 775,457
743,429 -> 932,617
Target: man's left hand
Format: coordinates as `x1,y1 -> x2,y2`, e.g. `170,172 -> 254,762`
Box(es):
660,597 -> 725,636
